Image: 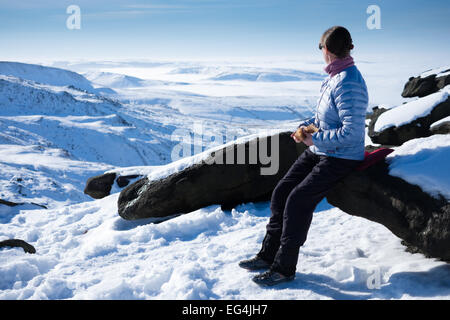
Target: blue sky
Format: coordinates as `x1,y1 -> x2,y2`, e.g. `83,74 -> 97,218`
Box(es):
0,0 -> 449,61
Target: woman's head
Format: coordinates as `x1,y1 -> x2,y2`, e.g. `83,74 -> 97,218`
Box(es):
320,26 -> 354,63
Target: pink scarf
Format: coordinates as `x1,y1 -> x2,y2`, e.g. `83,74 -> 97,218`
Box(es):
324,56 -> 354,77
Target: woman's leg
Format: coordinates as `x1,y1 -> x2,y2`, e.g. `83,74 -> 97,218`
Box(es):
257,149 -> 320,263
271,155 -> 362,276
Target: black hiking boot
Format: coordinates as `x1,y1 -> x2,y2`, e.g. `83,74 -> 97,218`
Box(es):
238,256 -> 271,271
252,269 -> 295,287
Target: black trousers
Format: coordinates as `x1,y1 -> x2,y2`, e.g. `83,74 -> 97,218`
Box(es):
257,148 -> 362,276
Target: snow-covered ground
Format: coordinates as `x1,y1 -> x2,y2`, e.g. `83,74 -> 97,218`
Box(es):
1,59 -> 449,300
2,196 -> 449,300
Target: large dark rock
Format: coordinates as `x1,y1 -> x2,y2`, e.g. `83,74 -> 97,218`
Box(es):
326,161 -> 450,261
402,75 -> 439,98
368,96 -> 450,145
118,131 -> 306,220
402,69 -> 450,98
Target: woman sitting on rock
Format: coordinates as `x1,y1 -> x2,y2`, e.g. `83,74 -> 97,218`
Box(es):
239,26 -> 369,286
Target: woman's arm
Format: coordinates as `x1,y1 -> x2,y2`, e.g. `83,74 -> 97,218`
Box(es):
297,116 -> 315,129
311,81 -> 368,149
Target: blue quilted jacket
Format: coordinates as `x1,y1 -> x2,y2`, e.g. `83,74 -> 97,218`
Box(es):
298,65 -> 368,161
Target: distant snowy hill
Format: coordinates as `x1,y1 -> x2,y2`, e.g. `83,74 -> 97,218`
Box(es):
210,68 -> 325,82
0,61 -> 95,93
84,71 -> 149,88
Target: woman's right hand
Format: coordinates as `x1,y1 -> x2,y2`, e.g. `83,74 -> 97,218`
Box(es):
291,126 -> 305,143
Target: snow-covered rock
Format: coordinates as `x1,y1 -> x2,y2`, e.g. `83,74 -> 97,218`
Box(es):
430,116 -> 450,134
327,141 -> 450,261
369,86 -> 450,145
118,131 -> 306,220
387,134 -> 450,200
402,65 -> 450,98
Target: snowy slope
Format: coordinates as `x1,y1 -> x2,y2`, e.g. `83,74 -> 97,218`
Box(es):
0,66 -> 180,209
0,61 -> 95,93
83,71 -> 185,89
84,71 -> 147,88
0,75 -> 178,164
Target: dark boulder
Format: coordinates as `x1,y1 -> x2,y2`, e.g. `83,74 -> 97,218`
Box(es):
326,160 -> 450,261
84,172 -> 116,199
0,239 -> 36,254
402,74 -> 439,98
117,175 -> 141,188
84,173 -> 144,199
368,96 -> 450,145
118,131 -> 306,220
402,69 -> 450,98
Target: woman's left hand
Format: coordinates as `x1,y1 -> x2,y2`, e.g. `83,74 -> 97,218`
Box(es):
302,130 -> 314,146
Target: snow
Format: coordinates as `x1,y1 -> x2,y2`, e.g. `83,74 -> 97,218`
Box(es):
2,195 -> 449,300
0,61 -> 94,92
387,134 -> 450,200
1,60 -> 450,300
431,115 -> 450,129
374,86 -> 449,132
84,71 -> 183,89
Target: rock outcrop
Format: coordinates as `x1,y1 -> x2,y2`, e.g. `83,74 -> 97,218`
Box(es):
326,161 -> 450,261
402,69 -> 450,98
368,95 -> 450,146
118,132 -> 307,220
